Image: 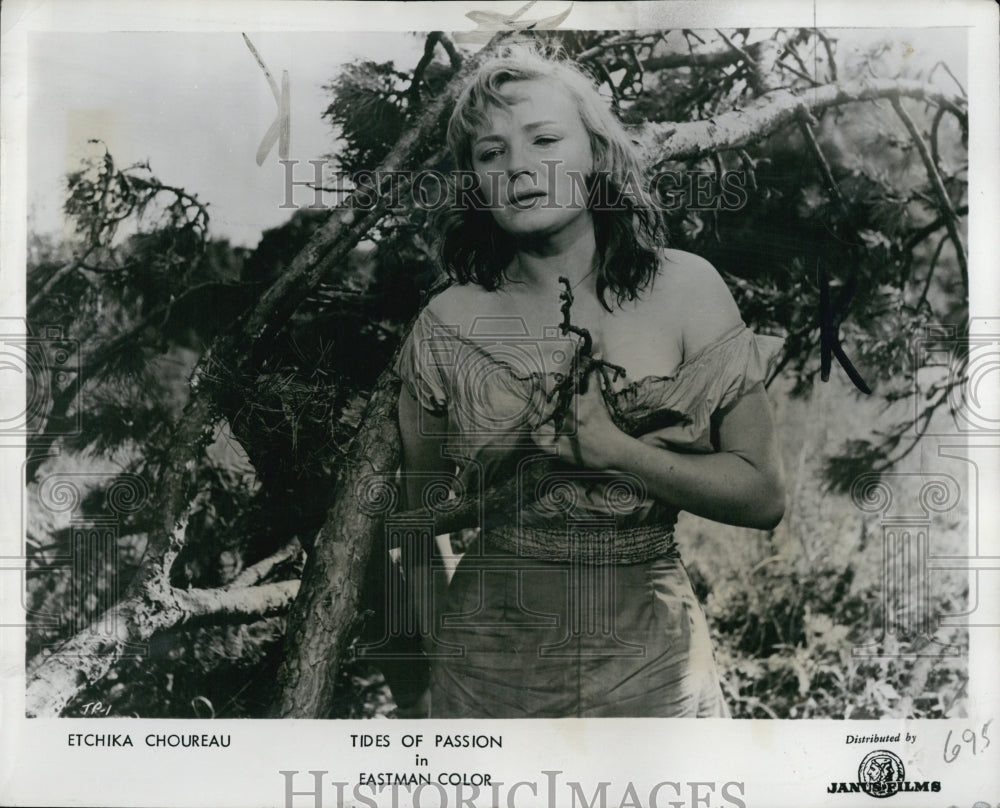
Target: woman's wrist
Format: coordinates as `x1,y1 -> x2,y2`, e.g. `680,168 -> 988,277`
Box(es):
590,424 -> 637,471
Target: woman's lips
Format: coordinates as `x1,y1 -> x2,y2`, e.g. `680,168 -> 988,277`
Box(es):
508,190 -> 547,205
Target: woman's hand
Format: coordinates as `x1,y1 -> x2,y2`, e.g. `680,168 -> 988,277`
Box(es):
531,367 -> 630,470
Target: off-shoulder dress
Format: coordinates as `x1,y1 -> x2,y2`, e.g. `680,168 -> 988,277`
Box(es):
394,304 -> 783,718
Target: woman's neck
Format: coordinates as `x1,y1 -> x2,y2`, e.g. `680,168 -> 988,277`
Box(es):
508,216 -> 598,297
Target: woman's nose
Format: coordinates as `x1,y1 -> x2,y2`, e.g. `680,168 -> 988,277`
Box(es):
505,142 -> 535,181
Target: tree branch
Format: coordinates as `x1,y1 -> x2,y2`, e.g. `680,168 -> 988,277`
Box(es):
916,234 -> 949,311
635,78 -> 965,166
25,557 -> 298,718
775,57 -> 822,87
407,32 -> 444,103
230,538 -> 303,587
574,33 -> 660,64
714,28 -> 757,67
437,33 -> 463,70
638,42 -> 757,71
812,29 -> 838,82
890,95 -> 968,292
27,246 -> 98,313
175,580 -> 299,624
797,116 -> 850,218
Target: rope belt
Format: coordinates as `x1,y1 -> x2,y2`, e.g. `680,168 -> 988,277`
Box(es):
483,522 -> 680,565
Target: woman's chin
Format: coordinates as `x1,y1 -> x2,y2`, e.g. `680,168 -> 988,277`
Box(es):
495,209 -> 588,240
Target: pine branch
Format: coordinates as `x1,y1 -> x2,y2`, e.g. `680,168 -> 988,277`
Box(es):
407,32 -> 444,103
27,245 -> 98,313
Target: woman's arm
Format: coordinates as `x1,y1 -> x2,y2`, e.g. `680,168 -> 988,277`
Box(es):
398,385 -> 454,509
564,381 -> 785,529
534,252 -> 785,530
391,387 -> 454,716
397,385 -> 454,624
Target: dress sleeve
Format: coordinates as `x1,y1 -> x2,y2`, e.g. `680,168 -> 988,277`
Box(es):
708,328 -> 785,415
393,309 -> 451,417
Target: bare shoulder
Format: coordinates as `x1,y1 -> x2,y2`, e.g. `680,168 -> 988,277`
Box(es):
651,249 -> 743,357
424,283 -> 493,331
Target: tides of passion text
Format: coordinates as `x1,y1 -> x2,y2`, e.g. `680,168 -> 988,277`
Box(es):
350,734 -> 502,749
350,733 -> 501,789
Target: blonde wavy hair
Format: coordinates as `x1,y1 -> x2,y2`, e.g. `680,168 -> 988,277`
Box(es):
436,45 -> 667,309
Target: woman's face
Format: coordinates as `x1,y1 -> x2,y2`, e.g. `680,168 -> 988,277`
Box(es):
469,79 -> 595,242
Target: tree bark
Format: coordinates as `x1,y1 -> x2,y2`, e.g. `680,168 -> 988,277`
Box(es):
269,369 -> 402,717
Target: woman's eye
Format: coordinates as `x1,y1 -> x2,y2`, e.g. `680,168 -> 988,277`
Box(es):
477,148 -> 503,162
534,135 -> 561,145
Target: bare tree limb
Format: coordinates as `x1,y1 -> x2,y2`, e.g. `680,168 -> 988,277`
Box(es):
437,33 -> 464,70
714,28 -> 757,67
916,234 -> 949,311
230,538 -> 303,587
176,580 -> 299,623
574,33 -> 659,63
928,59 -> 966,98
797,116 -> 850,219
638,42 -> 757,71
775,57 -> 822,87
812,29 -> 838,83
25,513 -> 299,717
407,32 -> 444,103
636,78 -> 965,166
890,95 -> 968,291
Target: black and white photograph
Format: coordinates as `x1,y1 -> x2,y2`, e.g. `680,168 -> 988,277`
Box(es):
1,1 -> 997,806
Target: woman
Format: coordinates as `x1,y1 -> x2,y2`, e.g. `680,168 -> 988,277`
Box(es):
394,47 -> 785,718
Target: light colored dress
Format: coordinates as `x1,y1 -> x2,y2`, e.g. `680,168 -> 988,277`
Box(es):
394,303 -> 784,718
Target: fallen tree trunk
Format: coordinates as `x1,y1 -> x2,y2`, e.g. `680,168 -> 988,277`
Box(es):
26,537 -> 302,717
